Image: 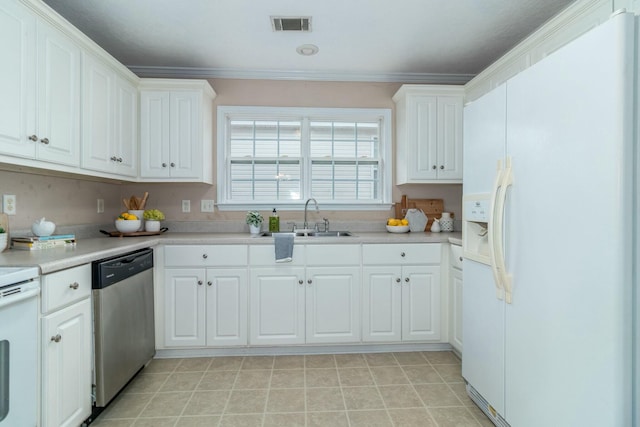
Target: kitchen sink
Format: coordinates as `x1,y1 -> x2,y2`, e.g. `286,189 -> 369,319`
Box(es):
259,231 -> 353,237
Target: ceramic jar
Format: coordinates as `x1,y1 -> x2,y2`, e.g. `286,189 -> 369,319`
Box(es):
440,212 -> 454,232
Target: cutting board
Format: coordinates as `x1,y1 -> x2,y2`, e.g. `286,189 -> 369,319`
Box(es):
396,198 -> 449,231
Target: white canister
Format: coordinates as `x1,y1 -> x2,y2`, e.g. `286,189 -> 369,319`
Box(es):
440,212 -> 454,232
128,210 -> 145,231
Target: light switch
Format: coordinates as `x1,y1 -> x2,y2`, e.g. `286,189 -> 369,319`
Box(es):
3,195 -> 16,215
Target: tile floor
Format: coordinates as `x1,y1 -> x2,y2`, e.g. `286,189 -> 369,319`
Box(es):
92,351 -> 493,427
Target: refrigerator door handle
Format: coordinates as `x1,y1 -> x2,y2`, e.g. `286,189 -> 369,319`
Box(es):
488,158 -> 505,300
497,156 -> 514,303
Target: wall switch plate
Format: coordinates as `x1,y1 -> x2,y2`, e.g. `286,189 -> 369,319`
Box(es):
2,195 -> 16,215
97,198 -> 104,213
200,199 -> 215,212
182,200 -> 191,213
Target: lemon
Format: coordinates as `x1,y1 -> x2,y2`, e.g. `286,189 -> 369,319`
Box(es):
401,219 -> 409,225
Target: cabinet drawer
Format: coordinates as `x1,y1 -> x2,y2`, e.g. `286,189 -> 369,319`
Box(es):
41,264 -> 91,314
249,245 -> 305,266
363,243 -> 440,265
450,244 -> 463,270
306,245 -> 360,266
164,245 -> 247,267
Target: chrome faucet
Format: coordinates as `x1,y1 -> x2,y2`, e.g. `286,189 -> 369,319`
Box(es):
303,198 -> 319,230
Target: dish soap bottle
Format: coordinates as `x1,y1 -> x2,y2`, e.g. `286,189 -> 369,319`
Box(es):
269,208 -> 280,232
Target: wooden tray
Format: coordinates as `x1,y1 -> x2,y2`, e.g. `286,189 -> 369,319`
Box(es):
100,227 -> 168,237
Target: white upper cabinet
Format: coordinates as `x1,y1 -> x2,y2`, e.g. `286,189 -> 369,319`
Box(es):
82,52 -> 138,177
393,85 -> 463,184
139,79 -> 215,183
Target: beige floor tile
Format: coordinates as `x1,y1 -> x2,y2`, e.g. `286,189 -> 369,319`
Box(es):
402,365 -> 444,384
432,364 -> 463,383
422,351 -> 460,365
139,391 -> 191,417
144,358 -> 181,373
219,413 -> 263,427
241,355 -> 274,370
305,354 -> 336,368
387,408 -> 437,427
338,368 -> 375,386
270,369 -> 305,388
335,353 -> 367,368
183,390 -> 229,415
364,352 -> 399,367
100,393 -> 154,419
448,383 -> 476,406
429,407 -> 481,427
305,368 -> 339,387
266,388 -> 306,413
197,371 -> 238,390
393,352 -> 428,366
208,356 -> 244,371
273,355 -> 305,369
176,357 -> 213,372
414,383 -> 463,407
160,372 -> 205,392
225,389 -> 268,414
306,387 -> 345,411
307,411 -> 349,427
233,369 -> 271,389
378,385 -> 423,408
263,412 -> 306,427
175,415 -> 222,427
347,410 -> 393,426
91,419 -> 135,427
132,418 -> 177,427
124,373 -> 169,394
370,367 -> 409,385
342,386 -> 384,410
467,405 -> 496,427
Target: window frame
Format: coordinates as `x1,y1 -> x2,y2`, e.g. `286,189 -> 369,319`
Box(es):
216,106 -> 393,211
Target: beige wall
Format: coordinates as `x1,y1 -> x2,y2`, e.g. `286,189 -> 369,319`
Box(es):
1,79 -> 462,231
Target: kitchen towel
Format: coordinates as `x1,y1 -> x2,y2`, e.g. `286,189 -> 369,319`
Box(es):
274,233 -> 295,263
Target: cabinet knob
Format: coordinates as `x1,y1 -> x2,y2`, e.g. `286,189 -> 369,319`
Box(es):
170,162 -> 176,167
440,165 -> 444,170
202,254 -> 208,259
40,137 -> 49,145
50,334 -> 62,343
162,163 -> 167,167
69,282 -> 79,290
400,252 -> 406,257
29,135 -> 38,142
197,280 -> 203,285
110,156 -> 118,161
459,257 -> 463,262
298,280 -> 303,285
117,157 -> 123,163
207,281 -> 212,286
395,278 -> 401,283
404,277 -> 410,283
432,165 -> 437,170
307,279 -> 312,285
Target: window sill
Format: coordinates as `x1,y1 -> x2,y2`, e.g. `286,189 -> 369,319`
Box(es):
216,202 -> 393,212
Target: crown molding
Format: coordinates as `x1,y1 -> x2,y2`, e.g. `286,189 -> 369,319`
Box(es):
126,65 -> 474,85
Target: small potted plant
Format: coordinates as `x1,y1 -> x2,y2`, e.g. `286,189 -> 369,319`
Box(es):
143,209 -> 165,232
0,227 -> 6,252
246,211 -> 263,234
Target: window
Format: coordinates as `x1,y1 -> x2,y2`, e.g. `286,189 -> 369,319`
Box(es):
217,106 -> 392,210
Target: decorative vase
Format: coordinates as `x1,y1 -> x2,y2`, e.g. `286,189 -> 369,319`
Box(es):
145,220 -> 161,232
128,210 -> 145,231
249,224 -> 261,235
440,212 -> 454,232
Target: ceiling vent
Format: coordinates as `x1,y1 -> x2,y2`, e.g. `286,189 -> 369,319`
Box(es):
271,16 -> 312,32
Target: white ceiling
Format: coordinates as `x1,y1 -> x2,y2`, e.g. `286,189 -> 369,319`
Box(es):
42,0 -> 576,83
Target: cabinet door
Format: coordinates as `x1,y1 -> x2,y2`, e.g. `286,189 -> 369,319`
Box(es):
170,91 -> 201,179
362,266 -> 402,342
436,96 -> 463,180
206,268 -> 248,346
36,19 -> 81,166
165,268 -> 206,347
140,90 -> 171,178
450,267 -> 463,352
0,1 -> 35,158
113,76 -> 138,177
401,265 -> 441,341
249,267 -> 305,345
42,298 -> 91,427
407,95 -> 438,181
306,266 -> 361,344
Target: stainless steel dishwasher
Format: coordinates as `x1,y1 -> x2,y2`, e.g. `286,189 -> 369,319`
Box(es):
92,248 -> 155,408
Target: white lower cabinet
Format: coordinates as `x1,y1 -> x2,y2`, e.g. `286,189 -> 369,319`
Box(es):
40,264 -> 92,427
363,244 -> 442,343
450,244 -> 463,353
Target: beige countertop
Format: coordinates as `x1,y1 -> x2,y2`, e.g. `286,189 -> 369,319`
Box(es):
0,231 -> 462,274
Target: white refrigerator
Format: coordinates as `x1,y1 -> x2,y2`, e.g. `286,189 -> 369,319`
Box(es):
462,11 -> 637,427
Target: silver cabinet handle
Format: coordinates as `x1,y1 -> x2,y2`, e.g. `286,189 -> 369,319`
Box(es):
459,257 -> 463,262
307,279 -> 312,284
162,163 -> 167,167
40,137 -> 49,145
29,135 -> 38,141
432,165 -> 437,170
298,280 -> 303,285
207,281 -> 212,286
395,278 -> 401,283
400,252 -> 406,257
69,282 -> 79,290
440,165 -> 444,170
110,156 -> 118,161
404,277 -> 410,283
117,157 -> 123,163
202,254 -> 208,259
170,162 -> 175,167
197,280 -> 203,285
50,334 -> 61,343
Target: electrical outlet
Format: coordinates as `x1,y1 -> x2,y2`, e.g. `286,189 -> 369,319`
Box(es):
182,200 -> 191,213
200,199 -> 215,212
97,198 -> 104,213
3,195 -> 16,215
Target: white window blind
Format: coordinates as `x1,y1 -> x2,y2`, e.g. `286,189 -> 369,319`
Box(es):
217,106 -> 392,210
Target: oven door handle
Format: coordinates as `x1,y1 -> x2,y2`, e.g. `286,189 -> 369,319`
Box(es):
0,288 -> 40,309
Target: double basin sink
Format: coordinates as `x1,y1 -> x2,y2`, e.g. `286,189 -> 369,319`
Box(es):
259,230 -> 353,238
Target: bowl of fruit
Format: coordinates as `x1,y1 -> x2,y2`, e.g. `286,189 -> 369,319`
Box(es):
115,212 -> 141,233
386,218 -> 410,233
